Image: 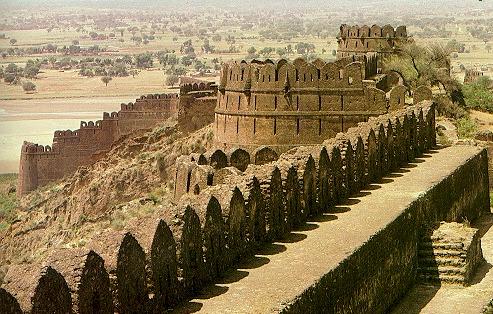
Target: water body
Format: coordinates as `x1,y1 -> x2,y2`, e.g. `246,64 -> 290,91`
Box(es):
0,96 -> 135,174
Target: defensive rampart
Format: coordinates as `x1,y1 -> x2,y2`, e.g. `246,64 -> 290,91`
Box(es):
4,100 -> 490,313
17,93 -> 180,196
213,57 -> 427,154
4,102 -> 489,313
464,68 -> 484,84
178,79 -> 217,135
17,79 -> 217,196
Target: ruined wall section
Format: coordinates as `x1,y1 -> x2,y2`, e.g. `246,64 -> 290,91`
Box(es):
118,94 -> 180,135
214,57 -> 420,154
337,24 -> 408,59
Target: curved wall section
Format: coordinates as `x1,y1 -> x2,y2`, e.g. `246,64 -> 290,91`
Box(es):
214,57 -> 391,154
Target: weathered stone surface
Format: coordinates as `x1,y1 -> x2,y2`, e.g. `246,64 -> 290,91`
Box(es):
18,81 -> 216,196
3,264 -> 72,314
45,248 -> 113,314
116,233 -> 148,313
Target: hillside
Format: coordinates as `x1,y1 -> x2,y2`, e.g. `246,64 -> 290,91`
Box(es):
0,118 -> 214,282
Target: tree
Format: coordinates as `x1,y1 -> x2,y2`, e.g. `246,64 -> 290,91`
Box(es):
5,63 -> 19,75
295,42 -> 315,54
134,53 -> 153,68
4,73 -> 15,84
9,38 -> 17,46
165,74 -> 179,87
202,39 -> 214,53
382,42 -> 457,93
276,47 -> 287,58
101,76 -> 112,86
22,81 -> 36,92
72,39 -> 80,46
286,44 -> 293,54
259,47 -> 274,57
129,69 -> 139,78
446,39 -> 465,53
462,76 -> 493,112
24,62 -> 40,79
247,46 -> 257,56
181,55 -> 195,67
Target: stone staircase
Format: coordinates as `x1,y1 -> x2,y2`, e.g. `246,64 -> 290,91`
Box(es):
418,222 -> 484,286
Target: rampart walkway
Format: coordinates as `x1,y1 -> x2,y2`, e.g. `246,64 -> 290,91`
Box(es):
173,145 -> 489,313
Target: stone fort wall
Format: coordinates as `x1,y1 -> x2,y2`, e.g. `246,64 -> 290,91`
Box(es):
3,101 -> 453,314
337,24 -> 408,59
17,81 -> 217,196
6,101 -> 488,314
213,56 -> 427,155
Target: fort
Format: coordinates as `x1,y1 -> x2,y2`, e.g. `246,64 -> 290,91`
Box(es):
4,23 -> 493,313
16,79 -> 217,196
2,100 -> 491,313
337,24 -> 408,59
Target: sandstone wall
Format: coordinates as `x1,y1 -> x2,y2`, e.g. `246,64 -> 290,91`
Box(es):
464,69 -> 484,84
178,95 -> 217,135
17,78 -> 219,196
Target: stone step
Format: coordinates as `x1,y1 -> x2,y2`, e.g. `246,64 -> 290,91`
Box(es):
418,273 -> 465,285
418,265 -> 466,276
418,256 -> 466,267
419,241 -> 465,250
418,249 -> 466,258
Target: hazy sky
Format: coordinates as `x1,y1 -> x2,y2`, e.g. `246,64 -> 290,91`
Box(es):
0,0 -> 492,10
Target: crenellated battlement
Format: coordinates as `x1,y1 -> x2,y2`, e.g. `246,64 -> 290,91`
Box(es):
80,120 -> 103,129
339,24 -> 407,39
21,141 -> 58,155
464,68 -> 484,84
337,24 -> 409,60
5,99 -> 490,313
219,56 -> 377,91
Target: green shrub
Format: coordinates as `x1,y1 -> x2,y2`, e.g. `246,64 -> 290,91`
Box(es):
462,77 -> 493,112
456,116 -> 478,139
